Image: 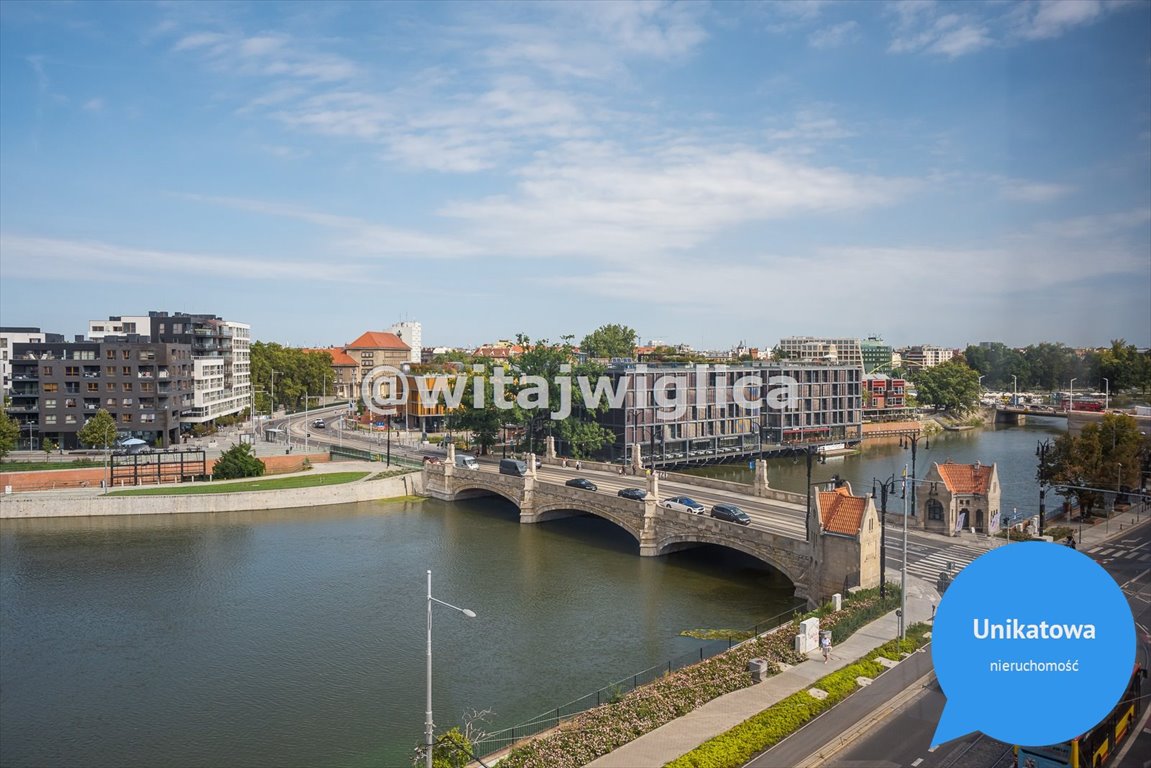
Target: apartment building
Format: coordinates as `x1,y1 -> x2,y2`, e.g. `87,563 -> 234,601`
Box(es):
1,327 -> 64,393
593,362 -> 862,465
778,337 -> 864,369
860,336 -> 893,374
7,335 -> 193,449
901,345 -> 956,369
862,375 -> 909,420
89,312 -> 251,424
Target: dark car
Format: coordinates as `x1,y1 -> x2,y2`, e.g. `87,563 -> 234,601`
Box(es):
659,496 -> 705,514
566,478 -> 598,491
711,503 -> 751,525
617,487 -> 647,501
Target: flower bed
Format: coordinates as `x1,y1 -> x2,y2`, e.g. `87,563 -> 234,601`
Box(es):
493,587 -> 899,768
665,623 -> 932,768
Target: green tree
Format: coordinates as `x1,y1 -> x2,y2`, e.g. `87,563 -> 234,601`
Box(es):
580,324 -> 638,360
212,443 -> 266,480
913,359 -> 981,412
42,438 -> 58,461
451,361 -> 506,455
1043,413 -> 1147,517
78,409 -> 118,450
415,726 -> 473,768
250,341 -> 336,414
0,412 -> 20,462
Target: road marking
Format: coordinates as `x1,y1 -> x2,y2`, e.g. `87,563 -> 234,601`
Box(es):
911,759 -> 923,766
1123,569 -> 1150,590
928,745 -> 938,752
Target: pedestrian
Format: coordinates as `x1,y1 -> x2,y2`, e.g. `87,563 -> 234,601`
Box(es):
1065,535 -> 1076,549
562,458 -> 568,468
575,460 -> 582,471
820,631 -> 832,663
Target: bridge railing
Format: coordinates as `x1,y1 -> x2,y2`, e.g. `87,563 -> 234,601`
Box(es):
471,603 -> 805,759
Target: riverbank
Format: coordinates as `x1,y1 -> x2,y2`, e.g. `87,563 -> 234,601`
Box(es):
0,462 -> 422,518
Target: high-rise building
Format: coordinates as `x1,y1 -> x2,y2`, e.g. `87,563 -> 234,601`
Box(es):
1,327 -> 64,393
901,345 -> 955,369
860,336 -> 893,374
388,321 -> 422,364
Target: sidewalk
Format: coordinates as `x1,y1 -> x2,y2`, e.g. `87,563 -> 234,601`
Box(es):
585,579 -> 940,768
585,509 -> 1148,768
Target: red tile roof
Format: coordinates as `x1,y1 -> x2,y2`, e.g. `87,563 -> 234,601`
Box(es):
346,331 -> 410,351
301,347 -> 357,367
818,487 -> 868,536
936,462 -> 994,494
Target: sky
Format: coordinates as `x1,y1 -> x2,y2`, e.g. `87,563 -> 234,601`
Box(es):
1,1 -> 1149,351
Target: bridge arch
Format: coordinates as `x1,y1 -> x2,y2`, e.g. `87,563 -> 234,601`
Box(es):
654,533 -> 804,589
447,483 -> 522,509
530,500 -> 642,544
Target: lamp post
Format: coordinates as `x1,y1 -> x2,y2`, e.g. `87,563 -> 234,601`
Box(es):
900,463 -> 909,640
899,431 -> 929,520
1069,377 -> 1077,412
1103,378 -> 1110,411
425,569 -> 476,768
1036,439 -> 1052,536
872,475 -> 896,601
1011,374 -> 1018,406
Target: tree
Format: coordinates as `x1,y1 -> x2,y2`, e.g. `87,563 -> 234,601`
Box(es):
913,360 -> 980,412
250,341 -> 336,414
212,443 -> 266,480
78,409 -> 118,450
0,412 -> 19,462
1042,413 -> 1147,517
42,438 -> 58,461
580,324 -> 637,360
451,361 -> 506,455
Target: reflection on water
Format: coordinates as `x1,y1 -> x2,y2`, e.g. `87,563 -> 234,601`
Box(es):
1,496 -> 798,768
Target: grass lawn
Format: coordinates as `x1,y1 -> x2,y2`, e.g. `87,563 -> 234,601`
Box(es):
108,471 -> 371,496
1,459 -> 105,472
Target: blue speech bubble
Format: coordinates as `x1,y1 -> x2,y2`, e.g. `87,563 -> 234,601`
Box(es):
931,542 -> 1135,749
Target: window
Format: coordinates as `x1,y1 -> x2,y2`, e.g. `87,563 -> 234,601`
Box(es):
122,382 -> 133,392
138,350 -> 155,361
65,382 -> 79,393
65,398 -> 77,408
45,415 -> 57,425
65,366 -> 79,377
41,366 -> 53,376
44,399 -> 57,409
927,499 -> 944,521
87,383 -> 99,392
122,350 -> 131,360
65,414 -> 77,424
106,383 -> 116,391
106,366 -> 117,375
106,350 -> 116,360
122,367 -> 131,376
43,383 -> 58,393
120,413 -> 133,423
141,382 -> 153,392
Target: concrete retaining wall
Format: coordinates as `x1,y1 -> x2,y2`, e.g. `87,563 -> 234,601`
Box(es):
0,472 -> 423,519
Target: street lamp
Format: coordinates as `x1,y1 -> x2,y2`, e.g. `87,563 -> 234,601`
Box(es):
425,569 -> 476,768
1036,439 -> 1052,536
1011,374 -> 1018,406
871,475 -> 896,601
978,375 -> 985,391
899,431 -> 929,520
1069,377 -> 1077,412
900,464 -> 910,640
1103,378 -> 1110,411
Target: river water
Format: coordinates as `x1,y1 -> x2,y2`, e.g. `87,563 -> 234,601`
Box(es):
0,419 -> 1062,768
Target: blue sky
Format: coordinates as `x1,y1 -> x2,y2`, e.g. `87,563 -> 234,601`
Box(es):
1,0 -> 1148,350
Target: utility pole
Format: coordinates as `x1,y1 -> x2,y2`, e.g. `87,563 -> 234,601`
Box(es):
873,475 -> 895,601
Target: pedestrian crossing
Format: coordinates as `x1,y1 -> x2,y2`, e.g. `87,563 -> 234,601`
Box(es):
885,540 -> 988,583
1088,545 -> 1151,562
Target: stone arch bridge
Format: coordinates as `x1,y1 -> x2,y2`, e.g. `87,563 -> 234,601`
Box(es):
422,464 -> 874,605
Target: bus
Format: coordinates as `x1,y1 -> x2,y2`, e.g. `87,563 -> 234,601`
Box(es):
1016,664 -> 1145,767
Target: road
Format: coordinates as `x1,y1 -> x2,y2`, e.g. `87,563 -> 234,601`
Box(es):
809,517 -> 1151,768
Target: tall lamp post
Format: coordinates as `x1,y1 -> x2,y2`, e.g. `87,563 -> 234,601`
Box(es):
900,464 -> 910,640
1069,377 -> 1077,412
1011,374 -> 1018,406
871,475 -> 896,601
898,431 -> 929,521
1103,378 -> 1110,411
425,569 -> 476,768
1036,439 -> 1052,537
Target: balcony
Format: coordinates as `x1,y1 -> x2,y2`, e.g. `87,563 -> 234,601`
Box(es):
157,370 -> 170,378
6,405 -> 39,413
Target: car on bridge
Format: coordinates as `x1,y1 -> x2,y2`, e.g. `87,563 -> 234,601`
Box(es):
566,478 -> 598,491
312,419 -> 326,429
710,503 -> 751,525
659,496 -> 705,514
617,487 -> 647,501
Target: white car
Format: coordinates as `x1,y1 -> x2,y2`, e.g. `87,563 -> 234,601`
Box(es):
659,496 -> 706,514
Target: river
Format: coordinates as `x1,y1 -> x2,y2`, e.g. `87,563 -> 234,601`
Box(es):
0,419 -> 1062,768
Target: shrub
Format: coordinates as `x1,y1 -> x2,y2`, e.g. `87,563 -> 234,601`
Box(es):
212,443 -> 265,480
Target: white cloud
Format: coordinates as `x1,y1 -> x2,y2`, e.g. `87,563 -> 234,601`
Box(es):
82,97 -> 104,112
809,21 -> 859,49
0,234 -> 367,283
766,109 -> 855,141
173,31 -> 359,82
998,179 -> 1074,203
889,11 -> 992,57
1014,0 -> 1104,40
